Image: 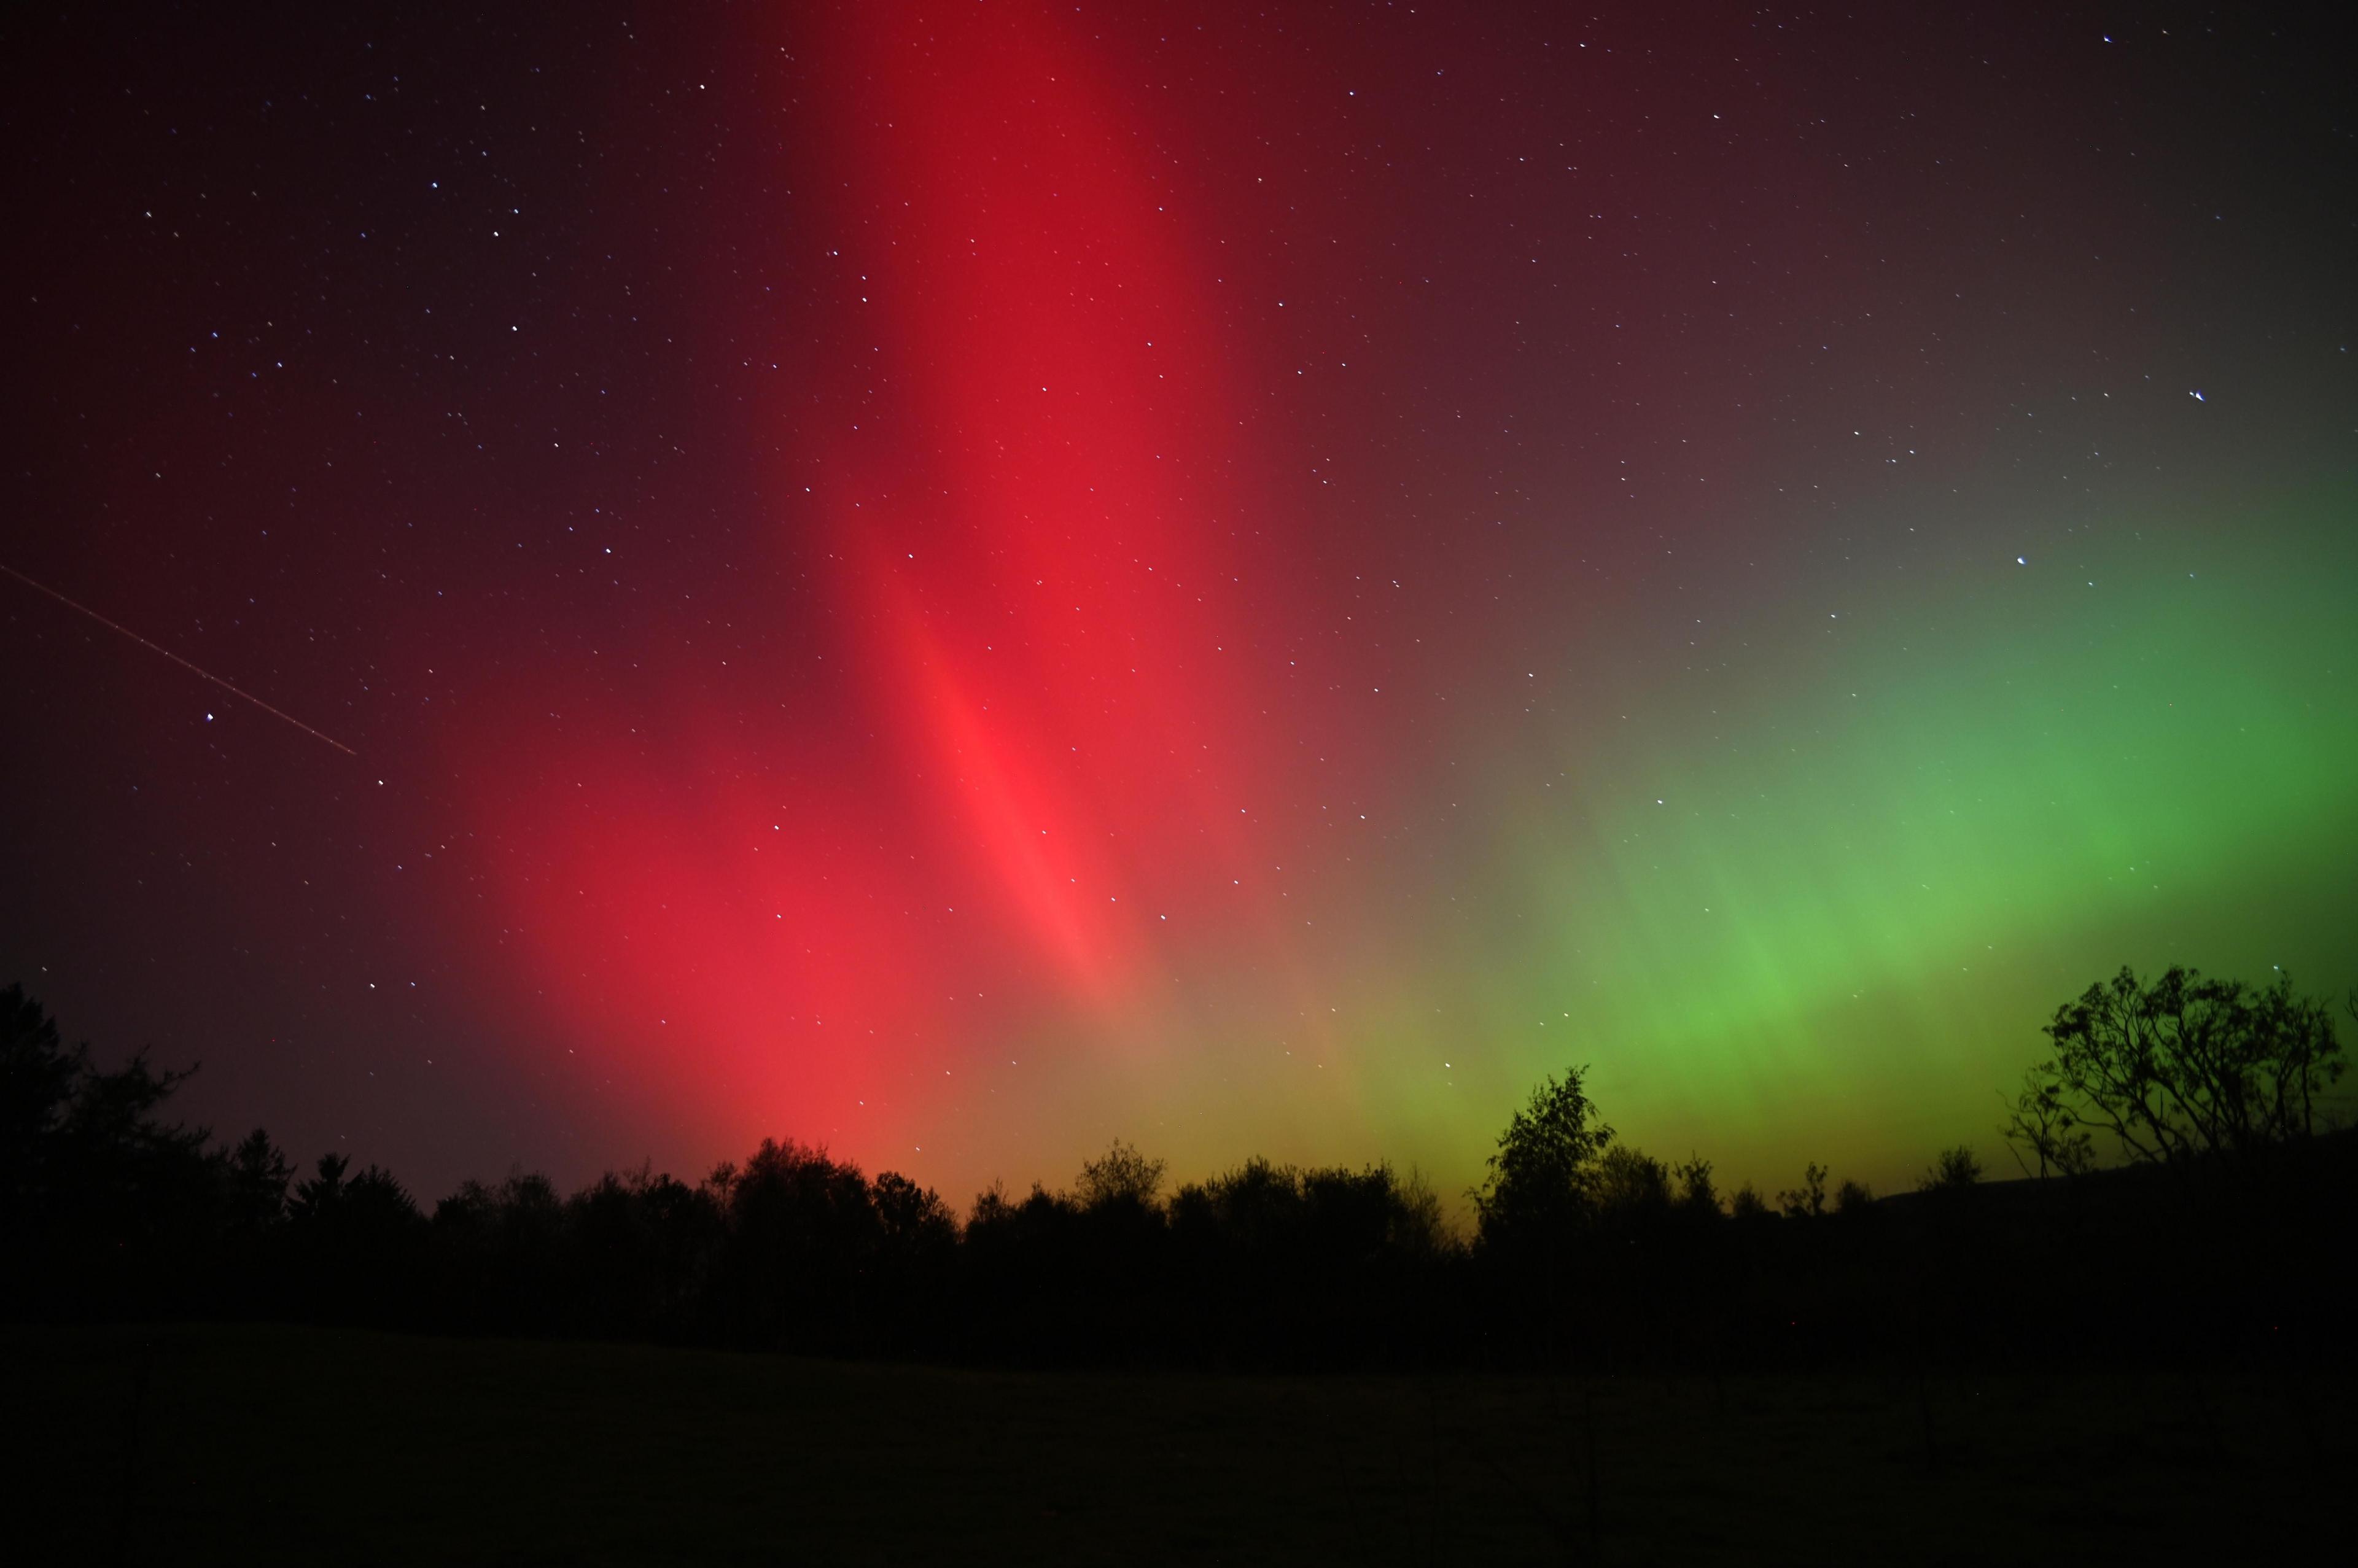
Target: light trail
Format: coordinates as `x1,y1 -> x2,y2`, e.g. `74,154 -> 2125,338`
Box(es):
1,559 -> 356,756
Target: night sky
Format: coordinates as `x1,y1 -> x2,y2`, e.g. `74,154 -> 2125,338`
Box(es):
6,2 -> 2353,1210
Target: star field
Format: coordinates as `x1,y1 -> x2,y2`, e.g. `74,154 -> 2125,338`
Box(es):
3,2 -> 2352,1205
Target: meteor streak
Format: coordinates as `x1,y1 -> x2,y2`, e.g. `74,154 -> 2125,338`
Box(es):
1,560 -> 356,756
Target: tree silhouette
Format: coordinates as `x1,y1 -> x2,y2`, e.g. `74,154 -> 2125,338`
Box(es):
1075,1138 -> 1167,1213
1593,1146 -> 1673,1222
1,982 -> 84,1259
558,1162 -> 725,1338
1999,1068 -> 2096,1179
871,1169 -> 956,1251
289,1152 -> 427,1322
5,974 -> 2352,1373
1472,1064 -> 1614,1249
1778,1162 -> 1830,1221
433,1169 -> 569,1332
2,984 -> 82,1176
1916,1146 -> 1982,1193
222,1128 -> 293,1228
1384,1164 -> 1452,1258
1,984 -> 219,1311
1670,1155 -> 1719,1218
213,1127 -> 296,1311
712,1138 -> 881,1349
2029,966 -> 2345,1171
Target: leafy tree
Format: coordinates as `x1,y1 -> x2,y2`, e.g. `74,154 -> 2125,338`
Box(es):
290,1152 -> 424,1234
1832,1178 -> 1875,1216
1,983 -> 83,1198
1594,1146 -> 1671,1219
1,985 -> 219,1310
1670,1155 -> 1719,1218
433,1169 -> 569,1331
2,985 -> 85,1259
871,1170 -> 955,1251
290,1151 -> 353,1221
1385,1165 -> 1453,1258
1177,1157 -> 1291,1242
717,1138 -> 881,1346
1060,1140 -> 1172,1356
1473,1064 -> 1614,1246
1916,1146 -> 1981,1192
1075,1138 -> 1167,1213
1778,1162 -> 1829,1221
966,1178 -> 1017,1231
2026,966 -> 2344,1170
1727,1181 -> 1771,1222
286,1152 -> 427,1322
556,1162 -> 723,1337
222,1128 -> 294,1227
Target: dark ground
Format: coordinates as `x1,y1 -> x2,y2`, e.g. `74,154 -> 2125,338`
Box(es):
6,1322 -> 2343,1565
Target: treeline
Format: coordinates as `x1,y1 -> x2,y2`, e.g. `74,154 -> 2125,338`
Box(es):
2,968 -> 2350,1372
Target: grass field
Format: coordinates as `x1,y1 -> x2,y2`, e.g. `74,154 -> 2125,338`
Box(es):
6,1321 -> 2341,1564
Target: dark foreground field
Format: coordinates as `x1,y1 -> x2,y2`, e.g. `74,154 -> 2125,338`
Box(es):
7,1323 -> 2342,1565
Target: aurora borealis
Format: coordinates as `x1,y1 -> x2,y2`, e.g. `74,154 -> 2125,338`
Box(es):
4,2 -> 2352,1209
